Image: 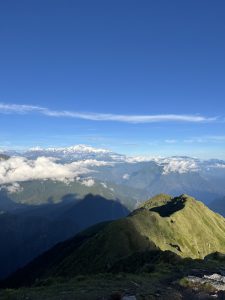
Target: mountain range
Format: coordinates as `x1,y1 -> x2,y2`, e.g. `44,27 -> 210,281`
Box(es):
1,145 -> 225,283
1,145 -> 225,208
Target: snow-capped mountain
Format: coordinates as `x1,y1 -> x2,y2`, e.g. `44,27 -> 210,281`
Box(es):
1,145 -> 225,207
2,144 -> 225,173
22,144 -> 125,161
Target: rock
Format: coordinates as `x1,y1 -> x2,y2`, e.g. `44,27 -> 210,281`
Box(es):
186,273 -> 225,291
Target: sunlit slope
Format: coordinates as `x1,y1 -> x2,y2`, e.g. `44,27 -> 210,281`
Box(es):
130,194 -> 225,258
60,194 -> 225,276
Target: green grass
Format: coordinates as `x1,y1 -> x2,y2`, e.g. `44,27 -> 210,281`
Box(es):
3,194 -> 225,292
0,273 -> 168,300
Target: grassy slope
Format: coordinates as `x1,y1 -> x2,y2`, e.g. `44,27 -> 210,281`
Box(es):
57,193 -> 225,276
3,194 -> 225,289
130,194 -> 225,258
2,254 -> 225,300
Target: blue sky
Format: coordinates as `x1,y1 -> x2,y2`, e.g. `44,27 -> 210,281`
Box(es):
0,0 -> 225,158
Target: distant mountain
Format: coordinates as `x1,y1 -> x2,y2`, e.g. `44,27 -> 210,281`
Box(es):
5,194 -> 225,287
0,178 -> 144,210
209,196 -> 225,217
93,158 -> 225,204
23,145 -> 125,162
1,146 -> 225,208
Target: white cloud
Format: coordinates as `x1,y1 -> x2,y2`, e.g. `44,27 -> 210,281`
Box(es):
1,182 -> 24,194
213,163 -> 225,169
0,156 -> 111,185
0,103 -> 44,114
0,103 -> 216,123
81,178 -> 95,187
125,156 -> 158,163
123,173 -> 130,180
160,157 -> 199,175
165,139 -> 177,144
183,136 -> 225,144
100,182 -> 108,188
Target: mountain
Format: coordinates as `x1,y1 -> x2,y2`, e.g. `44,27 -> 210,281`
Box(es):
0,178 -> 144,210
23,145 -> 125,162
4,194 -> 225,288
95,160 -> 222,204
1,145 -> 225,208
0,194 -> 129,279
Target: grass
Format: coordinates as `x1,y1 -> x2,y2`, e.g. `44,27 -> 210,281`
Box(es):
0,273 -> 166,300
2,194 -> 225,299
1,253 -> 225,299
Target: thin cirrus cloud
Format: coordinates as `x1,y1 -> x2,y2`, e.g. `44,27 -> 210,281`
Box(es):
0,103 -> 217,123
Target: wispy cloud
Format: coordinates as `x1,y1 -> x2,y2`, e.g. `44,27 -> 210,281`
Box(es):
183,135 -> 225,144
165,139 -> 177,144
0,103 -> 217,123
0,103 -> 44,114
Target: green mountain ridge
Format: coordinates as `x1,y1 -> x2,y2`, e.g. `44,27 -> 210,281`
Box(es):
3,194 -> 225,290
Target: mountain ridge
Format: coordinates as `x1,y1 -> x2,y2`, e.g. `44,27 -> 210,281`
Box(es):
3,193 -> 225,288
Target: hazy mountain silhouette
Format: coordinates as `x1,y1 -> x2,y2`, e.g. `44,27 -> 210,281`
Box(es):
0,194 -> 129,279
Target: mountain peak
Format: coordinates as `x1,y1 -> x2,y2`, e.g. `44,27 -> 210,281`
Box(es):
28,144 -> 110,154
140,193 -> 172,209
134,194 -> 197,218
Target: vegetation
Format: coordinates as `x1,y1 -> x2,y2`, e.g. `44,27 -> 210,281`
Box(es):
2,194 -> 225,286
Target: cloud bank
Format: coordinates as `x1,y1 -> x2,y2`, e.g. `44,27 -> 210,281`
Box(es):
160,157 -> 199,175
0,103 -> 216,123
0,156 -> 110,186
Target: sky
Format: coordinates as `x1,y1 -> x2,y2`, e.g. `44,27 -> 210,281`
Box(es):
0,0 -> 225,158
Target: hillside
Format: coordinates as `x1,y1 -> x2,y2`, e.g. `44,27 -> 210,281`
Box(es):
3,194 -> 225,288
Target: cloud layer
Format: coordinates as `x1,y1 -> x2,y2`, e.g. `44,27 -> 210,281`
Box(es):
159,157 -> 199,175
0,103 -> 216,123
0,156 -> 110,186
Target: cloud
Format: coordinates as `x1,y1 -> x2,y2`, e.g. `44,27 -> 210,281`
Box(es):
159,157 -> 199,175
183,136 -> 225,144
125,155 -> 159,163
0,156 -> 111,185
122,173 -> 130,180
165,139 -> 177,144
213,163 -> 225,169
0,103 -> 216,123
126,155 -> 200,174
0,182 -> 24,194
100,182 -> 108,188
0,103 -> 44,114
80,178 -> 95,187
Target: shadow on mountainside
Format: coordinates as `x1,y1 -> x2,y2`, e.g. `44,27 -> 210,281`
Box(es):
59,193 -> 130,231
0,190 -> 27,212
149,197 -> 186,217
0,216 -> 154,288
0,193 -> 129,280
